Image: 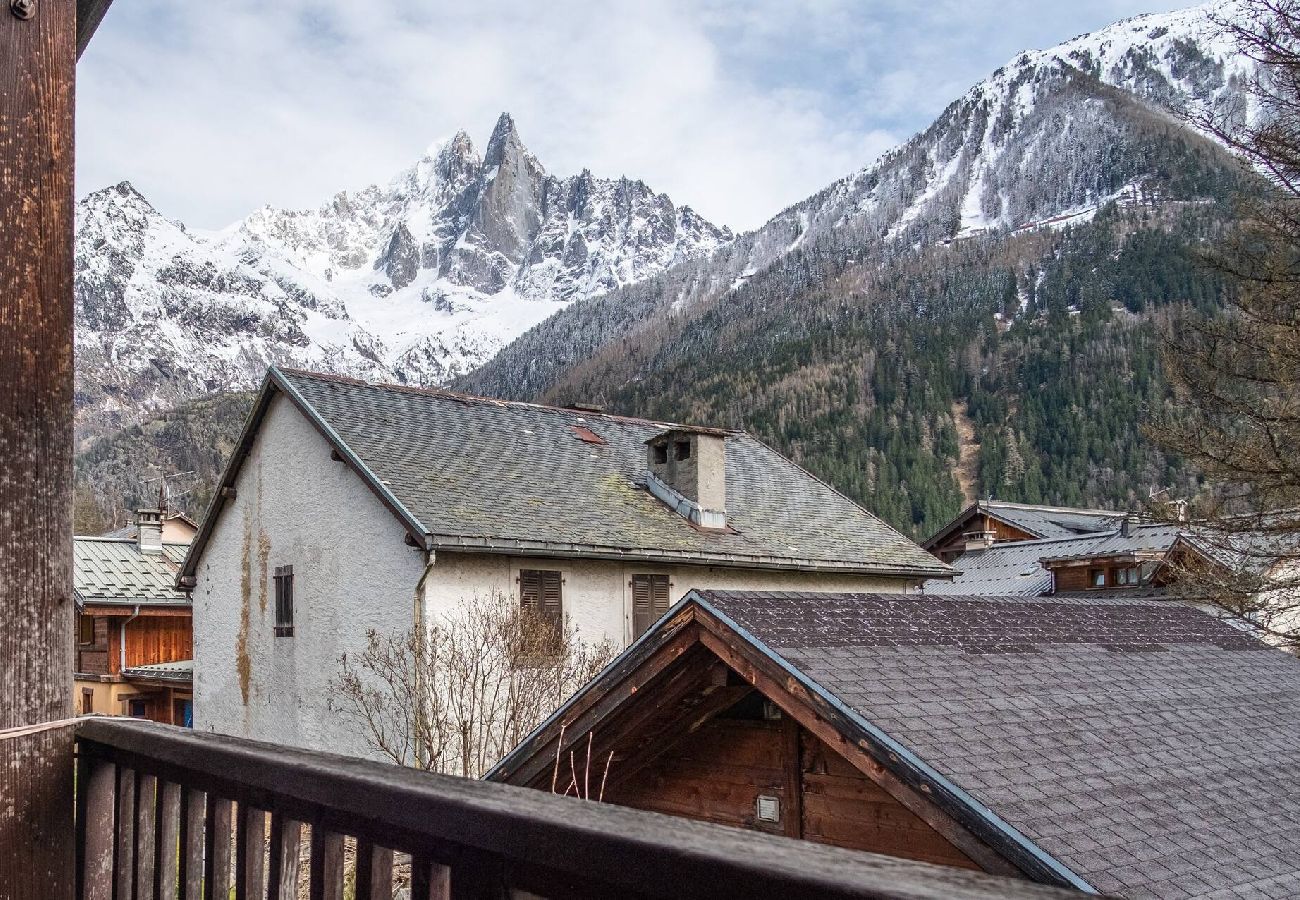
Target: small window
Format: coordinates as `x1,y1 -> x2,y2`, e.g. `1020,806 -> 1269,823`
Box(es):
78,614 -> 94,645
675,440 -> 691,461
81,688 -> 94,716
632,574 -> 672,638
274,565 -> 294,637
652,444 -> 668,465
519,569 -> 563,645
1115,566 -> 1139,586
128,699 -> 147,719
1089,568 -> 1106,588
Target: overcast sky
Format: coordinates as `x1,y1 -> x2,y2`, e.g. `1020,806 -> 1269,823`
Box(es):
76,0 -> 1195,232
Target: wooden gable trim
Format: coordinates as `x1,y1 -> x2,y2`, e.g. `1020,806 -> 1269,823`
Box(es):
489,598 -> 1096,893
688,599 -> 1095,892
688,619 -> 1020,879
81,605 -> 190,618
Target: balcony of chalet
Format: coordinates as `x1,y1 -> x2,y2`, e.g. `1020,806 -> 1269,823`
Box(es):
0,716 -> 1085,900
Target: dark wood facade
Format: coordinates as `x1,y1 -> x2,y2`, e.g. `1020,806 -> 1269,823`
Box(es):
608,710 -> 980,870
492,604 -> 1031,881
75,605 -> 192,724
927,511 -> 1037,563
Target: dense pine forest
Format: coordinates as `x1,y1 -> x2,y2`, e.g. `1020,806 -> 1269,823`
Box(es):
512,201 -> 1234,540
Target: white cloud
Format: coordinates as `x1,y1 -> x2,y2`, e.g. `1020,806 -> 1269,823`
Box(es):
76,0 -> 1198,233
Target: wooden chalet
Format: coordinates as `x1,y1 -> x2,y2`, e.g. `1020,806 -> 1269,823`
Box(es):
924,500 -> 1120,563
0,5 -> 1077,899
74,509 -> 193,724
490,590 -> 1300,898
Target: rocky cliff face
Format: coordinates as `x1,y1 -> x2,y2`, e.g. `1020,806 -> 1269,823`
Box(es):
74,114 -> 731,434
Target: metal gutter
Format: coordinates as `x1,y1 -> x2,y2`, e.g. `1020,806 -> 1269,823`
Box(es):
691,593 -> 1098,894
425,534 -> 952,579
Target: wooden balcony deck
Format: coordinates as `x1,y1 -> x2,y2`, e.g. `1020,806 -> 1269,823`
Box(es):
60,717 -> 1088,900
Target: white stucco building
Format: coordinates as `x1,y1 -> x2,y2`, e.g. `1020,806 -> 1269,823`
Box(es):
181,367 -> 952,758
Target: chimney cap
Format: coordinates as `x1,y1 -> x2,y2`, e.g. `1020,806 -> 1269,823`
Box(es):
644,425 -> 732,444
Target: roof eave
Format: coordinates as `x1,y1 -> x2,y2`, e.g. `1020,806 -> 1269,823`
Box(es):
426,535 -> 952,579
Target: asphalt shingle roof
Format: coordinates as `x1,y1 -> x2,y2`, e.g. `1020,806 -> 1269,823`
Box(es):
274,369 -> 946,575
940,525 -> 1183,596
74,537 -> 189,606
695,590 -> 1300,899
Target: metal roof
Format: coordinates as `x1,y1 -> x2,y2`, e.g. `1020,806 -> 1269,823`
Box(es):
74,537 -> 189,607
936,525 -> 1183,596
923,501 -> 1122,550
182,368 -> 952,580
122,659 -> 193,683
691,590 -> 1300,899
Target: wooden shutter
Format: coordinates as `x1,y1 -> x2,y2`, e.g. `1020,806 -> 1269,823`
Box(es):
274,565 -> 294,636
632,575 -> 671,638
519,569 -> 563,651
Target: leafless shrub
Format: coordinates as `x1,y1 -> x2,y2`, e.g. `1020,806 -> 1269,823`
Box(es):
333,590 -> 616,777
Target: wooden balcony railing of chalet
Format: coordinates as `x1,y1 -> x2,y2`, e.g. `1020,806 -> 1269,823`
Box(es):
63,717 -> 1083,900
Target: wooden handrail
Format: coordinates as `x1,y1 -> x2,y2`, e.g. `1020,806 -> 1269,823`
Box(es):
73,718 -> 1088,900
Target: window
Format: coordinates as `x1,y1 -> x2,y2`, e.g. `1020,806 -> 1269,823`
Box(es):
652,444 -> 668,465
1089,568 -> 1106,588
519,569 -> 563,640
81,688 -> 94,716
78,614 -> 94,645
273,565 -> 294,637
128,698 -> 147,718
632,574 -> 671,638
1114,566 -> 1140,586
674,440 -> 691,461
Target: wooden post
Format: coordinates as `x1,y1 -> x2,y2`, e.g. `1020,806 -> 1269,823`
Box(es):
0,0 -> 78,896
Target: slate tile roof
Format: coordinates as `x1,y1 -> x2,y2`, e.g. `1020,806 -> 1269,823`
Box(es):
939,524 -> 1183,596
271,369 -> 947,576
695,590 -> 1300,899
75,537 -> 189,607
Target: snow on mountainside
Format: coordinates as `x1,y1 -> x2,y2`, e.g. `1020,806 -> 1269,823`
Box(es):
74,113 -> 731,432
463,2 -> 1258,401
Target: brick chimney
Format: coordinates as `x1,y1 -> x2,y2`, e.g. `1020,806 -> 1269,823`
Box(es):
645,428 -> 727,530
136,508 -> 164,555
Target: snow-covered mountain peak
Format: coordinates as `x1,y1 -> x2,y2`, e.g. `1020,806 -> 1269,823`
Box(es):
74,115 -> 730,432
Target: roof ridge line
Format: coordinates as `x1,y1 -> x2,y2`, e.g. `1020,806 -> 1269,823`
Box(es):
275,366 -> 745,435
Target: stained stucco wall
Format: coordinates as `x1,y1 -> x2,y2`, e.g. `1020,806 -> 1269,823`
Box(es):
192,393 -> 424,759
422,552 -> 915,646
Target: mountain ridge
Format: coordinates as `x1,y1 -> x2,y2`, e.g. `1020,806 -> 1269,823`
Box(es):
74,113 -> 731,436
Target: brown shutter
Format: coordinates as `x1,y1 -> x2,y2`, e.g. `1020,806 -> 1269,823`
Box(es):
540,570 -> 563,632
519,569 -> 541,615
632,575 -> 671,639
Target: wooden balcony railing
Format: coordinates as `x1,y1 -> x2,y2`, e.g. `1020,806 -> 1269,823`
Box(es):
72,717 -> 1080,900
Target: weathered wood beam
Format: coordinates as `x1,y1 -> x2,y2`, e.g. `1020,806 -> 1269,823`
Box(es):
0,0 -> 77,894
77,0 -> 113,59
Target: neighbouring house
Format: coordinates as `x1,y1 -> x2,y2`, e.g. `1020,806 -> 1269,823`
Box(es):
75,508 -> 194,725
932,519 -> 1185,597
179,367 -> 951,759
488,589 -> 1300,899
104,510 -> 200,545
924,500 -> 1121,564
